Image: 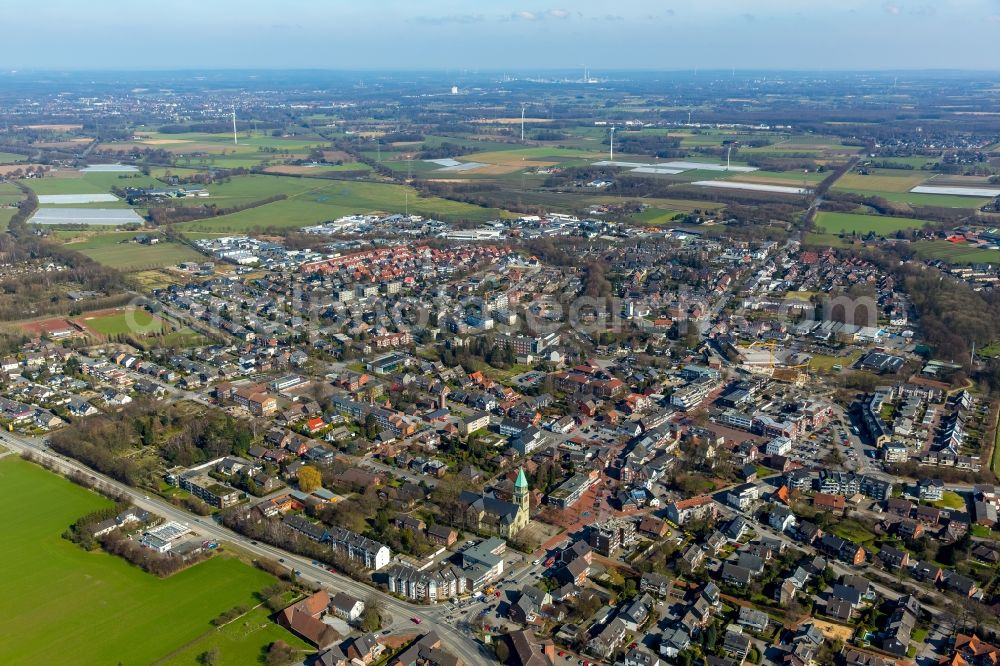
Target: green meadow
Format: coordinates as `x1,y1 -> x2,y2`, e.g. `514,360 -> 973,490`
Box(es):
813,211 -> 932,235
0,457 -> 295,665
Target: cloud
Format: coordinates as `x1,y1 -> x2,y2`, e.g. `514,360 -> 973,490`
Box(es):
413,13 -> 486,25
507,8 -> 575,21
882,1 -> 901,15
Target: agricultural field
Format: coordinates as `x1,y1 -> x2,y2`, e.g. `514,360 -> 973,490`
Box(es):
728,170 -> 828,186
830,168 -> 993,208
0,206 -> 15,230
61,232 -> 204,271
21,170 -> 160,198
263,161 -> 371,176
176,179 -> 510,232
0,182 -> 21,229
101,130 -> 328,160
868,156 -> 939,169
741,136 -> 861,157
834,169 -> 930,193
74,308 -> 165,337
813,211 -> 932,236
375,143 -> 601,178
0,457 -> 292,665
0,151 -> 29,163
161,174 -> 328,209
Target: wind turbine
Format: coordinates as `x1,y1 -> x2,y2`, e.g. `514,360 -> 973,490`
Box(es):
609,126 -> 616,162
520,104 -> 526,142
232,105 -> 238,145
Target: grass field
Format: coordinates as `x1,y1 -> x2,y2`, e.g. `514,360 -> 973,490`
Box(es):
911,240 -> 1000,265
159,327 -> 209,348
263,162 -> 371,175
0,151 -> 28,163
829,518 -> 876,546
22,171 -> 160,196
60,231 -> 204,270
0,206 -> 15,231
0,457 -> 293,665
869,157 -> 939,168
76,309 -> 164,336
809,350 -> 862,371
176,179 -> 509,232
813,211 -> 932,236
160,604 -> 311,666
100,130 -> 328,165
834,170 -> 929,193
931,491 -> 966,510
631,207 -> 682,225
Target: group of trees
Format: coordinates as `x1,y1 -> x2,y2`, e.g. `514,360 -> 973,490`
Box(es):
219,506 -> 367,582
0,210 -> 128,321
901,267 -> 1000,370
415,141 -> 466,160
48,400 -> 256,487
436,335 -> 517,372
101,530 -> 206,577
62,502 -> 131,550
603,133 -> 683,158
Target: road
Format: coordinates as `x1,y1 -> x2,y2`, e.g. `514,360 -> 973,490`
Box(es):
1,432 -> 491,666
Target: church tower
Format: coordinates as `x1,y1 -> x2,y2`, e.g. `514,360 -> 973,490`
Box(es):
514,467 -> 530,515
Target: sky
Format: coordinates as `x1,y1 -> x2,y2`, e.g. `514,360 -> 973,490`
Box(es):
4,0 -> 1000,71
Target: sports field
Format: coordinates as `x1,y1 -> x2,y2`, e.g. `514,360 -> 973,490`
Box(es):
75,308 -> 165,336
0,457 -> 289,665
813,211 -> 931,235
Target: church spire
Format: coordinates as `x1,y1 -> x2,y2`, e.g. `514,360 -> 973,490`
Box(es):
515,467 -> 529,490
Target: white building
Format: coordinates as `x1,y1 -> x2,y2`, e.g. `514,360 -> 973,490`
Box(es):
766,436 -> 792,457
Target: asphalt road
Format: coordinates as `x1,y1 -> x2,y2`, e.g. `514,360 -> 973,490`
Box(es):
1,432 -> 492,666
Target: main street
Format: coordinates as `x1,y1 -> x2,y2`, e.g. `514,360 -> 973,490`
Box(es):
0,432 -> 492,666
